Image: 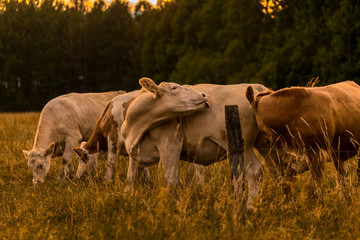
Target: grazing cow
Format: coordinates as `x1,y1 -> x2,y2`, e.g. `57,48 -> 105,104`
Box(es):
246,81 -> 360,195
23,91 -> 123,184
122,81 -> 271,206
73,90 -> 151,181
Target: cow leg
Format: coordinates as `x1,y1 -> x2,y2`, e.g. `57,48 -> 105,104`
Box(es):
307,151 -> 324,199
58,137 -> 81,181
139,167 -> 151,184
124,156 -> 138,193
124,156 -> 150,192
186,163 -> 205,185
160,149 -> 181,193
333,158 -> 346,183
244,147 -> 263,207
105,137 -> 118,182
254,133 -> 282,177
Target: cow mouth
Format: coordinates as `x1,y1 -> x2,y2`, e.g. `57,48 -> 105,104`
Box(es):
196,100 -> 210,108
204,100 -> 210,108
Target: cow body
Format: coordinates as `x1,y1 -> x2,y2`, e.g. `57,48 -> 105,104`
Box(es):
246,81 -> 360,194
23,91 -> 123,184
73,90 -> 151,181
76,80 -> 208,187
123,83 -> 270,206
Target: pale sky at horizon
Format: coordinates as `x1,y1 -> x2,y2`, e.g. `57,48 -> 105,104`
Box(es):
129,0 -> 157,5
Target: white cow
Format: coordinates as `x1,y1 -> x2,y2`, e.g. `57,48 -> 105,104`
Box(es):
122,82 -> 272,206
73,84 -> 207,186
23,91 -> 123,184
121,78 -> 209,190
72,90 -> 151,181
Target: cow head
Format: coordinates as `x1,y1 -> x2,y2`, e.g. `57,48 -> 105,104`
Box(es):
246,86 -> 276,142
139,77 -> 209,114
73,143 -> 97,179
246,86 -> 272,110
121,77 -> 209,158
23,142 -> 55,184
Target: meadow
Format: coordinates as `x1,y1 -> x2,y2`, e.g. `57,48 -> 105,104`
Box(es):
1,112 -> 360,239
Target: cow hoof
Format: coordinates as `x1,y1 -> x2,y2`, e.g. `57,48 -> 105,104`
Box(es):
57,176 -> 65,182
57,171 -> 67,182
124,185 -> 134,194
104,177 -> 113,185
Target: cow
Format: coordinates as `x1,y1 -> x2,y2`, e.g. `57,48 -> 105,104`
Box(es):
121,81 -> 271,206
245,81 -> 360,196
74,84 -> 208,186
73,90 -> 151,181
22,91 -> 124,184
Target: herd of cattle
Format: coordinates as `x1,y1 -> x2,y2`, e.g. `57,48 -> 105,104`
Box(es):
22,78 -> 360,206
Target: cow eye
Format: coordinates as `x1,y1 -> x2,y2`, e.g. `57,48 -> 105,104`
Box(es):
172,86 -> 178,90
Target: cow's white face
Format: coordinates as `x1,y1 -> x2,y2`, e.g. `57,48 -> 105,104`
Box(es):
139,78 -> 209,116
160,82 -> 209,113
23,142 -> 55,184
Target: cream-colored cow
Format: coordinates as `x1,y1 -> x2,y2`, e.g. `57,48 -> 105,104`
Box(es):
23,91 -> 123,184
74,81 -> 208,186
122,81 -> 272,206
73,90 -> 149,181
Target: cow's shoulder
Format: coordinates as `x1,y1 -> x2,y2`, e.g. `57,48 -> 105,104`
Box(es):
271,87 -> 310,99
108,90 -> 139,124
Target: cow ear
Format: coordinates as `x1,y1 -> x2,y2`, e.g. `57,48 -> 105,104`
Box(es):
139,77 -> 161,97
23,150 -> 29,158
44,142 -> 55,156
245,86 -> 255,105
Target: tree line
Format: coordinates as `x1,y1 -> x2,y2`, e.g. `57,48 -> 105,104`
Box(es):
0,0 -> 359,111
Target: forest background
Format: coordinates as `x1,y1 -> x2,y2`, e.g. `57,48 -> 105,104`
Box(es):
0,0 -> 359,111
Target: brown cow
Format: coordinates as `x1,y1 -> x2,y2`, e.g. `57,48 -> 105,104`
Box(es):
246,81 -> 360,196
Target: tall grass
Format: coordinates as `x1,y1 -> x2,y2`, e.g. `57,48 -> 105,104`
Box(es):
1,112 -> 360,239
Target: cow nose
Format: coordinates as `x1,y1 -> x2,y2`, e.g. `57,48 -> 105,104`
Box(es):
201,93 -> 210,108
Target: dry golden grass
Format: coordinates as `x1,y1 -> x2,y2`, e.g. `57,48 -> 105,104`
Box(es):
1,112 -> 360,239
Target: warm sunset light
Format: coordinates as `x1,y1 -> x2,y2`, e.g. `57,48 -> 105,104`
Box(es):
1,0 -> 360,238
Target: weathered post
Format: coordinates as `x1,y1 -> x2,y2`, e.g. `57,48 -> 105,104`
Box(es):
225,105 -> 246,220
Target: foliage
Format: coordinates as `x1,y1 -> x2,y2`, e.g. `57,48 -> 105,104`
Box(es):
0,0 -> 137,111
0,0 -> 360,111
2,113 -> 360,239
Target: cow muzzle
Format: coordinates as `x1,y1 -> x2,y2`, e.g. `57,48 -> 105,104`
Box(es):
200,93 -> 210,108
32,178 -> 44,184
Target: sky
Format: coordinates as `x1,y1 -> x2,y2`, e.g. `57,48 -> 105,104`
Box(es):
129,0 -> 157,5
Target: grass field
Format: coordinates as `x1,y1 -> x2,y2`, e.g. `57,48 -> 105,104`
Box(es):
1,112 -> 360,239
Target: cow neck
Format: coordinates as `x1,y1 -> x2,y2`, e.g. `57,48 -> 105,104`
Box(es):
83,101 -> 112,153
122,92 -> 175,156
32,114 -> 56,151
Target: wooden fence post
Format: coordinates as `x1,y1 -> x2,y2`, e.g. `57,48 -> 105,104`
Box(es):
225,105 -> 246,218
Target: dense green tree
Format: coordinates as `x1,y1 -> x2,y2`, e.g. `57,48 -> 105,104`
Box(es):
313,0 -> 360,83
0,0 -> 359,111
